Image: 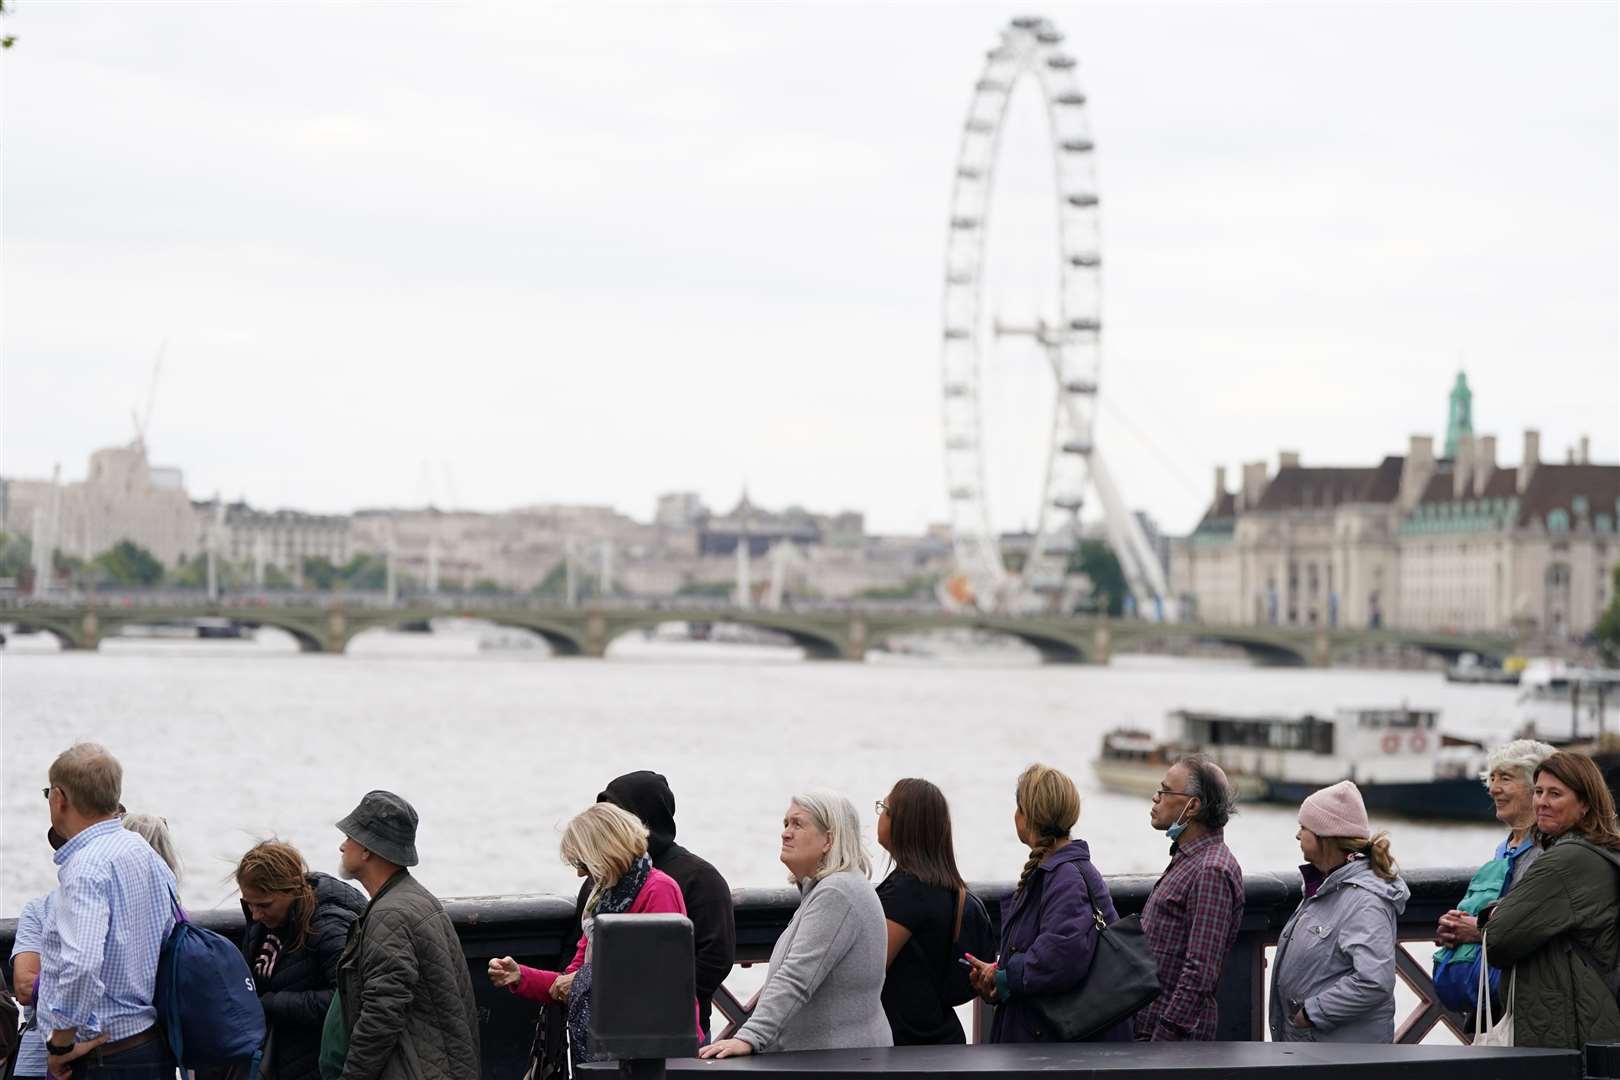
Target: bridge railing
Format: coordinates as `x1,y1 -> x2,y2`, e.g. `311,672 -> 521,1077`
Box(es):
0,866 -> 1475,1077
0,592 -> 951,615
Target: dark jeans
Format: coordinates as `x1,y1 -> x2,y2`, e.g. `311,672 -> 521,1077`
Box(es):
68,1036 -> 175,1080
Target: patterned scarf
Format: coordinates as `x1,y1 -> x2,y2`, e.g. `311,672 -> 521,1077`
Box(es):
567,854 -> 653,1064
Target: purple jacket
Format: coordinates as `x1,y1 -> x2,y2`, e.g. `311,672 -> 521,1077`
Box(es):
989,840 -> 1134,1044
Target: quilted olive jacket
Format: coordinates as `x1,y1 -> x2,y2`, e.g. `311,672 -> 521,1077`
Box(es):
336,872 -> 481,1080
1485,836 -> 1620,1050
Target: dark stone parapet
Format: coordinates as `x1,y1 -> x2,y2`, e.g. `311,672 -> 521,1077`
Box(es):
581,1041 -> 1579,1078
0,868 -> 1495,1079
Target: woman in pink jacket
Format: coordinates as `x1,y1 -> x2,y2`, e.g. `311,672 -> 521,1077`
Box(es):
488,803 -> 696,1064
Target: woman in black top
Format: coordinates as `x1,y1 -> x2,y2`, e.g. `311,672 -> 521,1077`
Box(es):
875,777 -> 967,1045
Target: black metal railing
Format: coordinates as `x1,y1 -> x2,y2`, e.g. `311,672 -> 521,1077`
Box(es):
0,867 -> 1478,1078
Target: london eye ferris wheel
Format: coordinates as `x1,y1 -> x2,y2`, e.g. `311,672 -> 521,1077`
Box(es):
940,15 -> 1172,617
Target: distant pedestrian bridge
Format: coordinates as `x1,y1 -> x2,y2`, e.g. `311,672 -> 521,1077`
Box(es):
0,595 -> 1517,667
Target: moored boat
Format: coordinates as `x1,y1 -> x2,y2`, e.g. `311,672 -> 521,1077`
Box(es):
1095,706 -> 1496,822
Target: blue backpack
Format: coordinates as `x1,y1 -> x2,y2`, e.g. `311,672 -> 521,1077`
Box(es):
155,892 -> 267,1070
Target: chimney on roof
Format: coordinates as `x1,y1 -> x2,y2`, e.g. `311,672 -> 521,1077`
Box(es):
1240,461 -> 1268,511
1278,451 -> 1300,470
1474,435 -> 1496,495
1453,434 -> 1476,498
1518,429 -> 1540,494
1580,435 -> 1591,465
1400,435 -> 1435,511
1214,465 -> 1228,504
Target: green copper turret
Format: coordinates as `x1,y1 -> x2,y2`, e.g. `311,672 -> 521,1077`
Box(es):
1444,371 -> 1473,458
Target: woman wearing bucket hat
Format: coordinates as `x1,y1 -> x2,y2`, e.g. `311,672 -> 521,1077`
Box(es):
1268,780 -> 1409,1043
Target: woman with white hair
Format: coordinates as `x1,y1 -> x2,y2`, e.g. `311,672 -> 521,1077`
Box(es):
1431,737 -> 1557,1017
122,812 -> 182,879
487,802 -> 695,1064
700,790 -> 891,1058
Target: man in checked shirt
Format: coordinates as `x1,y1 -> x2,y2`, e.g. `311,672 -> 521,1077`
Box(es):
37,743 -> 178,1080
1133,754 -> 1245,1042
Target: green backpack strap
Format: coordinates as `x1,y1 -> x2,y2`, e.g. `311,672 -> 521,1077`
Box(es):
319,989 -> 349,1080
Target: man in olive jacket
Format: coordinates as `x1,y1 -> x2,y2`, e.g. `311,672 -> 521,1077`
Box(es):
334,791 -> 481,1080
1484,834 -> 1620,1049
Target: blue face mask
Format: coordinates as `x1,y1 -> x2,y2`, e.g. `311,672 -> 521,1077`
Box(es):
1166,804 -> 1194,844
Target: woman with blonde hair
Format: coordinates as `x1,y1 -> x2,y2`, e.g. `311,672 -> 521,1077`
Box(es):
964,764 -> 1132,1043
233,840 -> 365,1080
488,802 -> 694,1064
1269,780 -> 1409,1043
700,790 -> 891,1058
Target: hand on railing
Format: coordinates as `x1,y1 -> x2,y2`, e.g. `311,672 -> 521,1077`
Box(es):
697,1038 -> 753,1060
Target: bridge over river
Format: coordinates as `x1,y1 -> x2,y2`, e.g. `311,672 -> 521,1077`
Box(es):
1,597 -> 1517,666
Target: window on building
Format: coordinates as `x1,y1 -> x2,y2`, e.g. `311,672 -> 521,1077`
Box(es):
1549,509 -> 1570,532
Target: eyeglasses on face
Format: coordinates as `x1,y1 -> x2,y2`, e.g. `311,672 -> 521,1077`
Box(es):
1153,787 -> 1195,801
42,786 -> 53,800
874,799 -> 889,817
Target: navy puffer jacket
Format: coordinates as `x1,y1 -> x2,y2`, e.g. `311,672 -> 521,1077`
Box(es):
240,872 -> 367,1080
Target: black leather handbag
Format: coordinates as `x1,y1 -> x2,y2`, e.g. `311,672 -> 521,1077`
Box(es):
1025,909 -> 1161,1041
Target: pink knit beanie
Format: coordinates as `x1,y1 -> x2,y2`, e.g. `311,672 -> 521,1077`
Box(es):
1298,780 -> 1370,839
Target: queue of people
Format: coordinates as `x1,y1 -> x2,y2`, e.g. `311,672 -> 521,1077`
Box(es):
8,739 -> 1620,1080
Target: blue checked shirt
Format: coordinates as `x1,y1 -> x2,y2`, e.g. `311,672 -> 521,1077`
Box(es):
10,892 -> 55,1077
37,819 -> 177,1041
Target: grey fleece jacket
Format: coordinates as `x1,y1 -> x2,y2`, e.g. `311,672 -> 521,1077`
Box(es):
1268,858 -> 1411,1044
735,870 -> 893,1053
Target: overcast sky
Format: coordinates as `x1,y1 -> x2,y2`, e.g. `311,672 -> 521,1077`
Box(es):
2,1 -> 1615,535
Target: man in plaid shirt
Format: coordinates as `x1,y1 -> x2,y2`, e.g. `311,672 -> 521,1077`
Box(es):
1134,755 -> 1245,1041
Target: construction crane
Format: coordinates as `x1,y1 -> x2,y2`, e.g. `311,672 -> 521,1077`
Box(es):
130,340 -> 166,451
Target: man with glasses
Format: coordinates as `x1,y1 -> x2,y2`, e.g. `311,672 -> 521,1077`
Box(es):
36,744 -> 177,1079
1133,755 -> 1244,1042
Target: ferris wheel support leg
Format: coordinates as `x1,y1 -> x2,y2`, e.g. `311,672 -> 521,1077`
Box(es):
1087,446 -> 1175,621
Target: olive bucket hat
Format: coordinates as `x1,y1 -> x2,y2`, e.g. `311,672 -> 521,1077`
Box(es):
337,789 -> 420,867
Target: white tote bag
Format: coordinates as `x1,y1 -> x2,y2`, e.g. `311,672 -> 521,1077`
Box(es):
1474,931 -> 1515,1047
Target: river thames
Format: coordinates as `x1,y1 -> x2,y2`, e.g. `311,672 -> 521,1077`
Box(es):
0,632 -> 1533,915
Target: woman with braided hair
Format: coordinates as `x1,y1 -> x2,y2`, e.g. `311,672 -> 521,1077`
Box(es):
965,764 -> 1133,1043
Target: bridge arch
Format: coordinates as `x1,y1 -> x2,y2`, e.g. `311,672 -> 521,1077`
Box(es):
226,617 -> 326,653
342,614 -> 590,657
1191,632 -> 1310,667
600,613 -> 847,661
6,618 -> 84,650
475,617 -> 588,657
862,618 -> 1090,664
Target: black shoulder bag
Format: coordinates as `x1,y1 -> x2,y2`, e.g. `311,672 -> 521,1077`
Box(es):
1023,870 -> 1160,1041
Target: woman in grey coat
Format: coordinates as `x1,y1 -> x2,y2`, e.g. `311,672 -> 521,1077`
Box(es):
700,790 -> 892,1058
1269,781 -> 1410,1044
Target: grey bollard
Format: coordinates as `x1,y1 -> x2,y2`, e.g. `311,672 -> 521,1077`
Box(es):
590,913 -> 698,1079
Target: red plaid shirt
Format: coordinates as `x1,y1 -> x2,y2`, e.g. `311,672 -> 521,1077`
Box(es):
1133,828 -> 1244,1041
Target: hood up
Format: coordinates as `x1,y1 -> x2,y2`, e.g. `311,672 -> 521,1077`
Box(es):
599,770 -> 678,859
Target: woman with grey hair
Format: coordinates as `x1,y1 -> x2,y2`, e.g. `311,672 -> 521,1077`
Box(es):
700,790 -> 892,1058
122,812 -> 182,879
1430,737 -> 1557,1014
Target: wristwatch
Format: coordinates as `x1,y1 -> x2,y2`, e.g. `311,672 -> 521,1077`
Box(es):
46,1040 -> 76,1056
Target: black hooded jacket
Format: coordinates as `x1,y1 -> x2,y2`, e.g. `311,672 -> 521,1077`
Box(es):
240,872 -> 368,1080
573,771 -> 736,1035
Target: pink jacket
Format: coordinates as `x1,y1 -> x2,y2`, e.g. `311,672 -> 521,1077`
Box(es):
510,868 -> 689,1001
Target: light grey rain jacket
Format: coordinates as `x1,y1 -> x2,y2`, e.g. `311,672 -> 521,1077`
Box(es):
1268,858 -> 1411,1044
